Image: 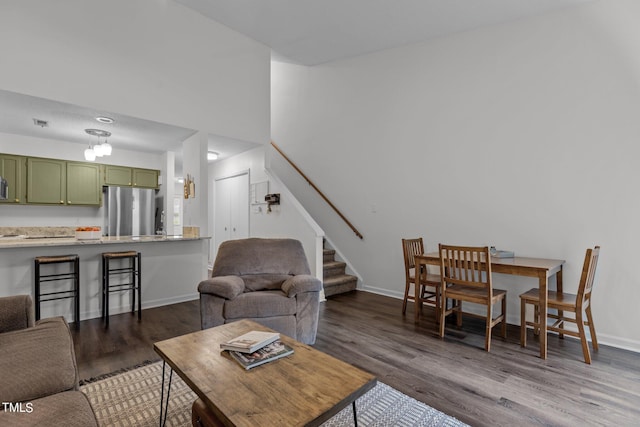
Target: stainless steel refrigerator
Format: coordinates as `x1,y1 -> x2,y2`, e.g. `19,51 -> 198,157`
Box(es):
104,186 -> 156,236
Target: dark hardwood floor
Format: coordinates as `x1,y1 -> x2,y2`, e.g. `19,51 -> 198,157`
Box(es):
73,291 -> 640,426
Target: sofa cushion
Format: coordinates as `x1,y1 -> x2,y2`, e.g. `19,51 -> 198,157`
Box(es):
242,274 -> 293,292
0,317 -> 78,403
0,390 -> 97,427
224,291 -> 297,319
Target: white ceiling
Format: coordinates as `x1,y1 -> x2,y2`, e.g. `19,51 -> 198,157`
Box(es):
177,0 -> 594,66
0,0 -> 594,169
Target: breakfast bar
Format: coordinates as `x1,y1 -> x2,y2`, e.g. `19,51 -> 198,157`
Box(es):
0,233 -> 210,322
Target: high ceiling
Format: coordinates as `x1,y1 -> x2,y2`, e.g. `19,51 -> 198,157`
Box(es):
177,0 -> 594,65
0,0 -> 594,168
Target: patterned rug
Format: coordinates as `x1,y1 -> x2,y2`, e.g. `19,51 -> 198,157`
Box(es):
80,361 -> 468,426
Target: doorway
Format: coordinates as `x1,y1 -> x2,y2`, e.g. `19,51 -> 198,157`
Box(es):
213,172 -> 249,253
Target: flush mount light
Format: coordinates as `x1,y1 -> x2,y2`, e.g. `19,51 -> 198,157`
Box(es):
207,151 -> 219,161
95,116 -> 114,124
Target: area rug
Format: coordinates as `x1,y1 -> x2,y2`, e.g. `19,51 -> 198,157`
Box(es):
80,361 -> 468,426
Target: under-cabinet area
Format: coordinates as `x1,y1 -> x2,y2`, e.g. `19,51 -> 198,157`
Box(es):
0,153 -> 159,206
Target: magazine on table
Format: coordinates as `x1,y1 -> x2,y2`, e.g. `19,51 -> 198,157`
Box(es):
220,330 -> 280,353
228,340 -> 294,370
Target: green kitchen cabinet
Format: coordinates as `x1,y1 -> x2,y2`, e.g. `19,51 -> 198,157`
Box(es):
0,154 -> 26,204
132,168 -> 158,188
27,158 -> 66,205
104,165 -> 132,186
67,162 -> 101,206
104,166 -> 159,189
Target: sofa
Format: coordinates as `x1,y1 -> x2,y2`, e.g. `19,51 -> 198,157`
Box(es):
198,238 -> 322,344
0,295 -> 97,427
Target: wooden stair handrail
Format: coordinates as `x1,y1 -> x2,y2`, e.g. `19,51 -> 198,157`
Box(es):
270,141 -> 363,239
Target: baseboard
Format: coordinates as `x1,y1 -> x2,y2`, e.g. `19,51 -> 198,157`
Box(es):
79,293 -> 199,321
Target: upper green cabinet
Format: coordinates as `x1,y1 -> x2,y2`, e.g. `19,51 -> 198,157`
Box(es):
132,168 -> 158,188
67,162 -> 101,206
26,158 -> 102,206
27,158 -> 66,205
104,165 -> 132,186
1,153 -> 159,207
0,154 -> 26,204
104,165 -> 159,189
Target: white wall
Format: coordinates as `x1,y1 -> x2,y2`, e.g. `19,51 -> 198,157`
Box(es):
271,0 -> 640,352
209,146 -> 324,279
0,0 -> 270,146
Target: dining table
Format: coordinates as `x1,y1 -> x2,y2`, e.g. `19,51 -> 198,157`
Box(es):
414,252 -> 565,359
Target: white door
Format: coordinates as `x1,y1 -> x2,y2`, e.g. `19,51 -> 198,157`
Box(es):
214,173 -> 249,252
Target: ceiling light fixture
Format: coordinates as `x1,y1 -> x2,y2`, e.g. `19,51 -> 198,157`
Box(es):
95,116 -> 114,124
84,129 -> 113,161
207,151 -> 219,161
84,145 -> 96,161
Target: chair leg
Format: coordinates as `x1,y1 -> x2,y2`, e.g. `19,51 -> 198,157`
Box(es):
500,297 -> 507,339
456,301 -> 463,327
533,304 -> 540,336
520,299 -> 527,347
137,252 -> 142,321
485,304 -> 492,352
576,310 -> 592,364
402,281 -> 410,315
586,306 -> 598,352
439,293 -> 447,339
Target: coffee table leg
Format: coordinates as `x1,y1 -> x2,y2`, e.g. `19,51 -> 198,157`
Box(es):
353,401 -> 358,426
159,361 -> 174,427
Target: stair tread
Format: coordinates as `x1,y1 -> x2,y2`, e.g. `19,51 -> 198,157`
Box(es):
323,260 -> 346,268
323,249 -> 335,255
324,274 -> 357,285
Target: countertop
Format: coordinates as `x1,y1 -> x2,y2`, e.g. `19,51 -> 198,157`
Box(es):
0,235 -> 210,249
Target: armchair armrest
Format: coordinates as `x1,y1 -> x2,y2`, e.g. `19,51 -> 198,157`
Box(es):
198,276 -> 245,300
0,295 -> 35,334
282,275 -> 323,298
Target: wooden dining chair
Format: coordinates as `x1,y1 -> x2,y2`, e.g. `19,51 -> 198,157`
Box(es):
438,244 -> 507,352
520,246 -> 600,364
401,238 -> 441,316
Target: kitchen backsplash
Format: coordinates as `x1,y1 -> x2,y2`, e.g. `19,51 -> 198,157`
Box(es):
0,226 -> 99,238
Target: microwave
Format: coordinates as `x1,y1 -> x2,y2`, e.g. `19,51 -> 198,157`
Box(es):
0,176 -> 7,200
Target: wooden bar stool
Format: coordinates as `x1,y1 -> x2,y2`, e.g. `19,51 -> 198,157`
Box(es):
102,251 -> 141,326
34,254 -> 80,327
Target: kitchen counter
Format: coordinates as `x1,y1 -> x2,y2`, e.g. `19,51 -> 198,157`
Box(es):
0,235 -> 209,249
0,234 -> 210,322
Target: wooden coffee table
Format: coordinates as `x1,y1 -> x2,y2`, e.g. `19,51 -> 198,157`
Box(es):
154,319 -> 377,426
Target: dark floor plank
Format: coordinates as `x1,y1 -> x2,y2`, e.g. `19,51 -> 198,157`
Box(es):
73,291 -> 640,426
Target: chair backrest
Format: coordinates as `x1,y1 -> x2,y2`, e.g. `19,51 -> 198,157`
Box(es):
439,244 -> 492,293
211,238 -> 311,291
577,246 -> 600,308
402,238 -> 424,278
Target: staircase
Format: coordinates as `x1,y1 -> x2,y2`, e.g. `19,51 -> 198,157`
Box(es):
323,242 -> 358,297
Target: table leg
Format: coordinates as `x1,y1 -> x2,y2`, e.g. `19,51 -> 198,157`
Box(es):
159,361 -> 174,427
414,259 -> 421,324
352,401 -> 358,426
538,272 -> 548,360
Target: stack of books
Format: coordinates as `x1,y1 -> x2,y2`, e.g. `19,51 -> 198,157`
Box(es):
220,330 -> 294,370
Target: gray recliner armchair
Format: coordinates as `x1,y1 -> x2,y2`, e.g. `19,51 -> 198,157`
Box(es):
0,295 -> 98,426
198,238 -> 322,344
